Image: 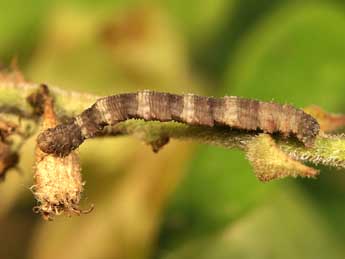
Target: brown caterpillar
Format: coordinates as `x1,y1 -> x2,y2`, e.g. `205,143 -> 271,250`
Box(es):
37,90 -> 320,156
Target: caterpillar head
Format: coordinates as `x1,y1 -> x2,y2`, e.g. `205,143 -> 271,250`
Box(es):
297,113 -> 320,147
37,123 -> 85,157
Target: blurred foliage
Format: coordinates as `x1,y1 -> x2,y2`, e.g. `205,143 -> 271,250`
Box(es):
0,1 -> 345,259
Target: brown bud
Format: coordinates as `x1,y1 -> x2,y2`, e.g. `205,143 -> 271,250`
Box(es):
0,141 -> 18,179
32,149 -> 85,220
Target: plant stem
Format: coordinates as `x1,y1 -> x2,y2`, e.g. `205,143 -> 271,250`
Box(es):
1,78 -> 344,172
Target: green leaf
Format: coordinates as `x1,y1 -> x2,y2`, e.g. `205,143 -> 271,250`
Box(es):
160,146 -> 277,249
160,2 -> 345,256
160,0 -> 234,42
0,0 -> 49,63
160,186 -> 345,259
224,2 -> 345,111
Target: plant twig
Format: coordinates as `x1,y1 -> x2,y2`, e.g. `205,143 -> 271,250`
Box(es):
0,78 -> 99,118
109,120 -> 345,169
0,76 -> 344,182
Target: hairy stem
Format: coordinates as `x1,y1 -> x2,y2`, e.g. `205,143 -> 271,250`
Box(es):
0,79 -> 99,117
1,78 -> 345,175
110,120 -> 345,169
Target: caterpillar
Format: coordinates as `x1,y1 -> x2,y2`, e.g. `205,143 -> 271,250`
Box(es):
37,90 -> 320,156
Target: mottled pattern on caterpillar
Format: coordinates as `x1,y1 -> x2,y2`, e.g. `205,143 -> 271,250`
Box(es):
37,90 -> 320,156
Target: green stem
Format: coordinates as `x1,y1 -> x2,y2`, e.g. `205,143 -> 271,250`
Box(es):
0,80 -> 99,117
1,79 -> 344,171
112,120 -> 345,169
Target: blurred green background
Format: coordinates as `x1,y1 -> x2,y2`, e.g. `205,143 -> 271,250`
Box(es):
0,1 -> 345,258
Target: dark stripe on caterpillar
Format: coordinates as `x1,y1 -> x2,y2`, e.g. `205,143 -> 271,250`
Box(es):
37,90 -> 320,156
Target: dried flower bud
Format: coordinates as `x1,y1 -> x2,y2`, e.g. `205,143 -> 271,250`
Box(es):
0,118 -> 17,141
32,150 -> 84,220
0,141 -> 18,179
30,85 -> 91,220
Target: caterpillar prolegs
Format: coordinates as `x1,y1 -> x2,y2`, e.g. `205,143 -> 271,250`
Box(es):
37,90 -> 320,156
